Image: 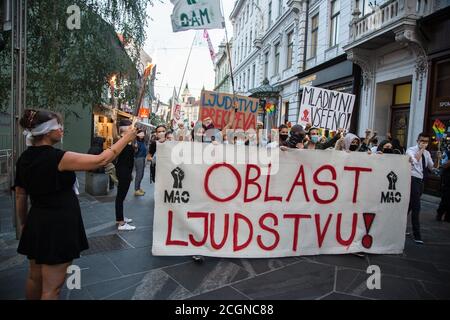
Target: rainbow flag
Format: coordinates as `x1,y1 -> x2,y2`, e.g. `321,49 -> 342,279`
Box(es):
265,103 -> 276,115
432,119 -> 446,140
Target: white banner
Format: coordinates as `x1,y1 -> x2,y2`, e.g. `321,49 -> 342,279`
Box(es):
298,86 -> 356,131
171,0 -> 225,33
152,142 -> 410,258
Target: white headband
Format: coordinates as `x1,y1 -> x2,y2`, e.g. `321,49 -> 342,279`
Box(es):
23,118 -> 62,146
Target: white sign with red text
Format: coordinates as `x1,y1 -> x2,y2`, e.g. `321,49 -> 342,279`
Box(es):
152,142 -> 410,258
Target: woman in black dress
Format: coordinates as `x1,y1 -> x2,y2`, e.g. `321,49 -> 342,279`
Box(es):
14,109 -> 136,299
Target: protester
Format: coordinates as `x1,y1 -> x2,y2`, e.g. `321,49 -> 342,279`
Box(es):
369,137 -> 379,154
391,138 -> 405,154
406,132 -> 439,244
147,133 -> 157,183
147,125 -> 167,183
437,144 -> 450,222
304,127 -> 342,150
191,121 -> 205,142
87,137 -> 117,190
115,119 -> 138,231
133,130 -> 147,196
166,131 -> 175,141
14,109 -> 136,299
343,133 -> 361,152
284,124 -> 306,150
358,129 -> 374,152
376,140 -> 394,154
267,124 -> 289,149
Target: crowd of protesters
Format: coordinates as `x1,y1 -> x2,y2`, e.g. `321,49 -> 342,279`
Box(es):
12,107 -> 449,299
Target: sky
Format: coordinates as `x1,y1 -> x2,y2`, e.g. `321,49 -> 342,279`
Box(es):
143,0 -> 235,103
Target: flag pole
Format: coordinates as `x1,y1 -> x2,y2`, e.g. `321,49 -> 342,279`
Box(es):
220,0 -> 236,99
177,34 -> 196,102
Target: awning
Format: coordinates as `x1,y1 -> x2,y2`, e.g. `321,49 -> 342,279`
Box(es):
248,79 -> 281,98
116,109 -> 134,119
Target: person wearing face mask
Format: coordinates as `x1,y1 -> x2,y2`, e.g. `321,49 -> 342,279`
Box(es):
284,124 -> 306,149
147,125 -> 167,184
133,130 -> 147,196
369,137 -> 379,154
267,124 -> 289,149
342,133 -> 361,152
406,132 -> 439,244
305,127 -> 343,150
376,140 -> 394,154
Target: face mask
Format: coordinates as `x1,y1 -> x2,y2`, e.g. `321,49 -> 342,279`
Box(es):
280,134 -> 288,141
223,140 -> 229,145
383,148 -> 393,154
236,140 -> 245,146
157,132 -> 165,140
311,135 -> 320,144
349,144 -> 359,151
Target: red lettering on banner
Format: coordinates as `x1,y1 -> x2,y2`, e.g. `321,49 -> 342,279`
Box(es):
244,164 -> 262,202
287,165 -> 310,202
257,213 -> 280,251
312,165 -> 338,204
201,108 -> 214,122
283,214 -> 312,251
234,112 -> 242,129
314,213 -> 333,248
344,166 -> 372,203
244,113 -> 256,130
210,213 -> 230,250
233,213 -> 254,251
187,212 -> 209,247
166,210 -> 188,246
336,213 -> 358,247
264,163 -> 282,202
204,163 -> 242,202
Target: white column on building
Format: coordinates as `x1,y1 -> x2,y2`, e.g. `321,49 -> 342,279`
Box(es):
346,48 -> 375,136
394,25 -> 429,148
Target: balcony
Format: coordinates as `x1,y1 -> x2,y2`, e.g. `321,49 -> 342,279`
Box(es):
344,0 -> 435,50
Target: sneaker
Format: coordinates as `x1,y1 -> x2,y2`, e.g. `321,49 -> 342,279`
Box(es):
118,223 -> 136,231
124,217 -> 133,223
192,255 -> 204,263
414,237 -> 424,245
139,189 -> 146,194
405,232 -> 411,236
134,190 -> 145,196
352,252 -> 365,258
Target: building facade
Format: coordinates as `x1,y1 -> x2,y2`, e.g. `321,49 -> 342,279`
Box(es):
296,0 -> 361,132
230,0 -> 308,128
180,84 -> 200,126
214,40 -> 233,93
343,0 -> 449,148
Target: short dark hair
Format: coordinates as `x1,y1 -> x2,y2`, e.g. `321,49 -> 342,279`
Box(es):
155,125 -> 166,132
417,132 -> 430,140
165,130 -> 173,138
278,124 -> 288,131
119,119 -> 132,127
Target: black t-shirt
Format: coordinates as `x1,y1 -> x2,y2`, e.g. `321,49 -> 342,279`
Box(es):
115,144 -> 134,180
15,145 -> 74,195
